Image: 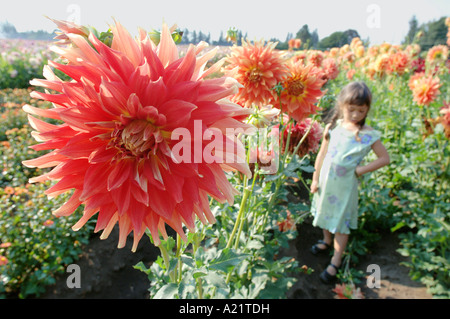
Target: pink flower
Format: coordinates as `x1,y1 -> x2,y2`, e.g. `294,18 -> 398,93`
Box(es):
23,20 -> 252,251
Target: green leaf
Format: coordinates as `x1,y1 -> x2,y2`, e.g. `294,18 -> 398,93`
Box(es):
153,283 -> 178,299
209,248 -> 249,273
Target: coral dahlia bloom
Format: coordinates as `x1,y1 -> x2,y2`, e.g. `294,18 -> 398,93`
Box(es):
321,58 -> 339,81
410,75 -> 441,106
387,51 -> 410,75
223,39 -> 289,107
23,20 -> 253,251
277,62 -> 325,122
426,45 -> 448,64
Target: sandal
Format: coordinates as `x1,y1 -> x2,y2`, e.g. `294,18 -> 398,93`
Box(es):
310,240 -> 331,255
319,263 -> 340,284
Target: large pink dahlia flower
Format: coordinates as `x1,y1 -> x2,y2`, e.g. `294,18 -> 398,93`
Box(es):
23,20 -> 253,251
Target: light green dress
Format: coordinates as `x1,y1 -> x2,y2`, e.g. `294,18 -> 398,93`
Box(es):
311,120 -> 381,234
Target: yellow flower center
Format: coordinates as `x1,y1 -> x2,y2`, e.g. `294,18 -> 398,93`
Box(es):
287,79 -> 305,96
248,67 -> 263,83
113,119 -> 163,158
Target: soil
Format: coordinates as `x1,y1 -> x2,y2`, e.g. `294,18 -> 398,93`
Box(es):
38,218 -> 433,299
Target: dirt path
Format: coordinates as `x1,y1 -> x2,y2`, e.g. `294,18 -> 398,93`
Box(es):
285,219 -> 432,299
39,219 -> 432,299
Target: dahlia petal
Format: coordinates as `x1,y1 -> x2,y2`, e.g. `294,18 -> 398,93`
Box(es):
100,213 -> 118,240
94,203 -> 117,233
107,160 -> 133,191
140,76 -> 168,108
110,20 -> 142,67
23,104 -> 62,121
148,187 -> 175,220
53,189 -> 83,217
88,145 -> 117,164
127,200 -> 146,236
165,44 -> 196,87
72,207 -> 99,232
198,190 -> 216,224
23,151 -> 67,169
157,23 -> 178,67
111,181 -> 131,216
29,78 -> 63,92
67,33 -> 108,67
117,215 -> 132,249
158,99 -> 197,128
79,164 -> 110,201
30,90 -> 71,108
191,46 -> 219,80
27,115 -> 59,133
45,175 -> 84,198
59,134 -> 104,159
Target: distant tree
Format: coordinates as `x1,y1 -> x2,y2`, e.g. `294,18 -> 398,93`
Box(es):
318,29 -> 360,50
0,21 -> 53,40
417,17 -> 447,50
310,29 -> 319,49
404,15 -> 419,44
296,24 -> 311,49
0,21 -> 18,37
191,30 -> 197,44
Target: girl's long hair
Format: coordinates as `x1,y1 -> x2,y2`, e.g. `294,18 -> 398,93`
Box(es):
325,81 -> 372,141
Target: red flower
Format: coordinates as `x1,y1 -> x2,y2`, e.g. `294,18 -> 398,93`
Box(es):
23,20 -> 252,251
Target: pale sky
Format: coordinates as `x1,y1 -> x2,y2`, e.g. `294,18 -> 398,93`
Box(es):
1,0 -> 449,45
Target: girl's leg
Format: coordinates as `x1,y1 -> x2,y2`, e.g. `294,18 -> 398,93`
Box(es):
327,232 -> 349,275
322,229 -> 333,247
314,229 -> 332,250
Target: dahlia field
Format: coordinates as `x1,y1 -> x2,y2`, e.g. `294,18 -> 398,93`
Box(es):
0,19 -> 449,299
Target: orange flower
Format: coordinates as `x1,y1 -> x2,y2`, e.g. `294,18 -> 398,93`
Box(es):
276,62 -> 325,122
410,75 -> 441,106
0,242 -> 12,248
277,210 -> 296,232
224,39 -> 289,107
346,69 -> 356,80
0,141 -> 11,149
426,45 -> 448,64
308,50 -> 324,67
3,186 -> 14,195
387,51 -> 411,75
43,219 -> 55,227
321,58 -> 340,81
333,283 -> 364,299
0,255 -> 8,266
288,38 -> 301,50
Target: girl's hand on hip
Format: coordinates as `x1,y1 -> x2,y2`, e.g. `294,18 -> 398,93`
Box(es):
311,180 -> 319,193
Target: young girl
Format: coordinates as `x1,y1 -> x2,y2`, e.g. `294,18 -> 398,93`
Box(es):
310,81 -> 390,284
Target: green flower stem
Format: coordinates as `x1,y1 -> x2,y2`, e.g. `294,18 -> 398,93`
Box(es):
158,243 -> 176,282
226,182 -> 250,249
176,234 -> 183,284
234,170 -> 259,249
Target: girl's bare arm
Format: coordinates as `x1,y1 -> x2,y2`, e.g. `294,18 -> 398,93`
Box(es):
311,124 -> 331,193
355,140 -> 390,177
